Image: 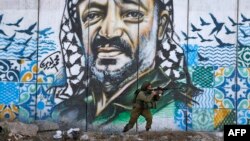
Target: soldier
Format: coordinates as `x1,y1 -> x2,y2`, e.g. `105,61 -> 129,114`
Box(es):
123,81 -> 162,132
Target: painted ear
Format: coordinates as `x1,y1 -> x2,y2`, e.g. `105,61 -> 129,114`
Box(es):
158,10 -> 169,41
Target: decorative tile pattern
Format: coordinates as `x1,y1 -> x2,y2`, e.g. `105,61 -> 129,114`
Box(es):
19,84 -> 55,121
187,108 -> 192,130
193,88 -> 214,108
214,66 -> 235,88
37,68 -> 66,85
0,82 -> 19,105
198,46 -> 236,66
237,110 -> 250,125
214,88 -> 235,109
37,70 -> 54,84
191,66 -> 214,88
237,88 -> 250,109
0,104 -> 18,121
238,46 -> 250,67
237,67 -> 250,89
174,108 -> 187,131
214,109 -> 236,131
0,59 -> 20,82
191,109 -> 214,131
35,85 -> 55,120
18,83 -> 37,123
20,60 -> 37,82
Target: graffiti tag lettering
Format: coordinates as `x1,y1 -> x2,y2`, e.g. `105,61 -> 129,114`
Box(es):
40,51 -> 60,72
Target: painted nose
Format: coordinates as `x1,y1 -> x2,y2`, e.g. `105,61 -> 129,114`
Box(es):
99,16 -> 123,39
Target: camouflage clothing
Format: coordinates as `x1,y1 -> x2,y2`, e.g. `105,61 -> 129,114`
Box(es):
123,107 -> 152,132
123,82 -> 158,132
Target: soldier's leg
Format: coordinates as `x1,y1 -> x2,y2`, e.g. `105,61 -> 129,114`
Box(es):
123,108 -> 141,132
141,109 -> 152,131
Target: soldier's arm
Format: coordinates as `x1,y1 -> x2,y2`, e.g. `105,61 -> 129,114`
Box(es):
137,91 -> 155,102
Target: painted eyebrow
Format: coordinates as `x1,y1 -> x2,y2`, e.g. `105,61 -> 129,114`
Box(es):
122,0 -> 148,11
88,2 -> 106,10
78,0 -> 106,10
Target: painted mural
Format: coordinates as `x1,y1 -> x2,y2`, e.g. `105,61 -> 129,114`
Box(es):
0,0 -> 250,132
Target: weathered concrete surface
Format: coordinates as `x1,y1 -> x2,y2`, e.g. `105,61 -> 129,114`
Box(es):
0,121 -> 38,137
0,121 -> 224,141
35,120 -> 59,131
37,130 -> 223,141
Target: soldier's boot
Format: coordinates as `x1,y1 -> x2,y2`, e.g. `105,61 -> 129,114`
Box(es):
123,124 -> 132,132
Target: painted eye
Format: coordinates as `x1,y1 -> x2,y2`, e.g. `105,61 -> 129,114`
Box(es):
82,12 -> 102,23
125,11 -> 144,19
123,11 -> 144,22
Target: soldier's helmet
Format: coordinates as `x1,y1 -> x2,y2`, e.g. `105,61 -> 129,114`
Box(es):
141,81 -> 151,91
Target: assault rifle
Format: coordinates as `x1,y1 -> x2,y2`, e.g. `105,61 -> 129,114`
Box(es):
150,86 -> 168,92
149,86 -> 168,101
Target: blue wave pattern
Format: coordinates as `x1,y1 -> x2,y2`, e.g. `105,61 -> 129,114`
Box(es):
198,46 -> 236,66
193,88 -> 214,108
0,31 -> 56,60
38,39 -> 56,57
238,25 -> 250,46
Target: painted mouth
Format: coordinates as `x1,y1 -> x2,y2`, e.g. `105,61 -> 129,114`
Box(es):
97,46 -> 123,58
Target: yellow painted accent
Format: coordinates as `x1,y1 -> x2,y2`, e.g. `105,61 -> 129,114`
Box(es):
0,104 -> 4,111
214,109 -> 230,127
215,68 -> 225,77
21,72 -> 33,82
0,107 -> 16,121
215,99 -> 224,108
247,68 -> 250,76
37,77 -> 43,83
248,100 -> 250,109
32,64 -> 38,73
11,105 -> 18,113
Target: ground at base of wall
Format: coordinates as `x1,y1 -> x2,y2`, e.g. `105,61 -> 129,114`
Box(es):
32,130 -> 223,141
0,122 -> 223,141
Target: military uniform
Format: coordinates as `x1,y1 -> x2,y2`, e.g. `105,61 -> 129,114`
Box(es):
123,82 -> 159,132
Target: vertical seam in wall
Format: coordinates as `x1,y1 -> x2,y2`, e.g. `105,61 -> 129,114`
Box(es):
85,0 -> 91,132
186,0 -> 190,132
35,0 -> 40,121
236,0 -> 240,125
135,0 -> 140,133
137,1 -> 140,89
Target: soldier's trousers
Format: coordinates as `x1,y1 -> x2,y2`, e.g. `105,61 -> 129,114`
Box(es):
124,107 -> 152,131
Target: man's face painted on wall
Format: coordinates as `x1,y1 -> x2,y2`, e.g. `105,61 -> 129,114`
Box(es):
78,0 -> 167,90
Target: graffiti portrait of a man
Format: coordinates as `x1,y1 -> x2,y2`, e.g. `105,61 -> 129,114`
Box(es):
52,0 -> 201,130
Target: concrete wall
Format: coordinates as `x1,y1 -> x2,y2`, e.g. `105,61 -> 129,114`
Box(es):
0,0 -> 249,132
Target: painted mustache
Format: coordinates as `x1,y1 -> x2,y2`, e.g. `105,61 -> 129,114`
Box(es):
92,34 -> 132,59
